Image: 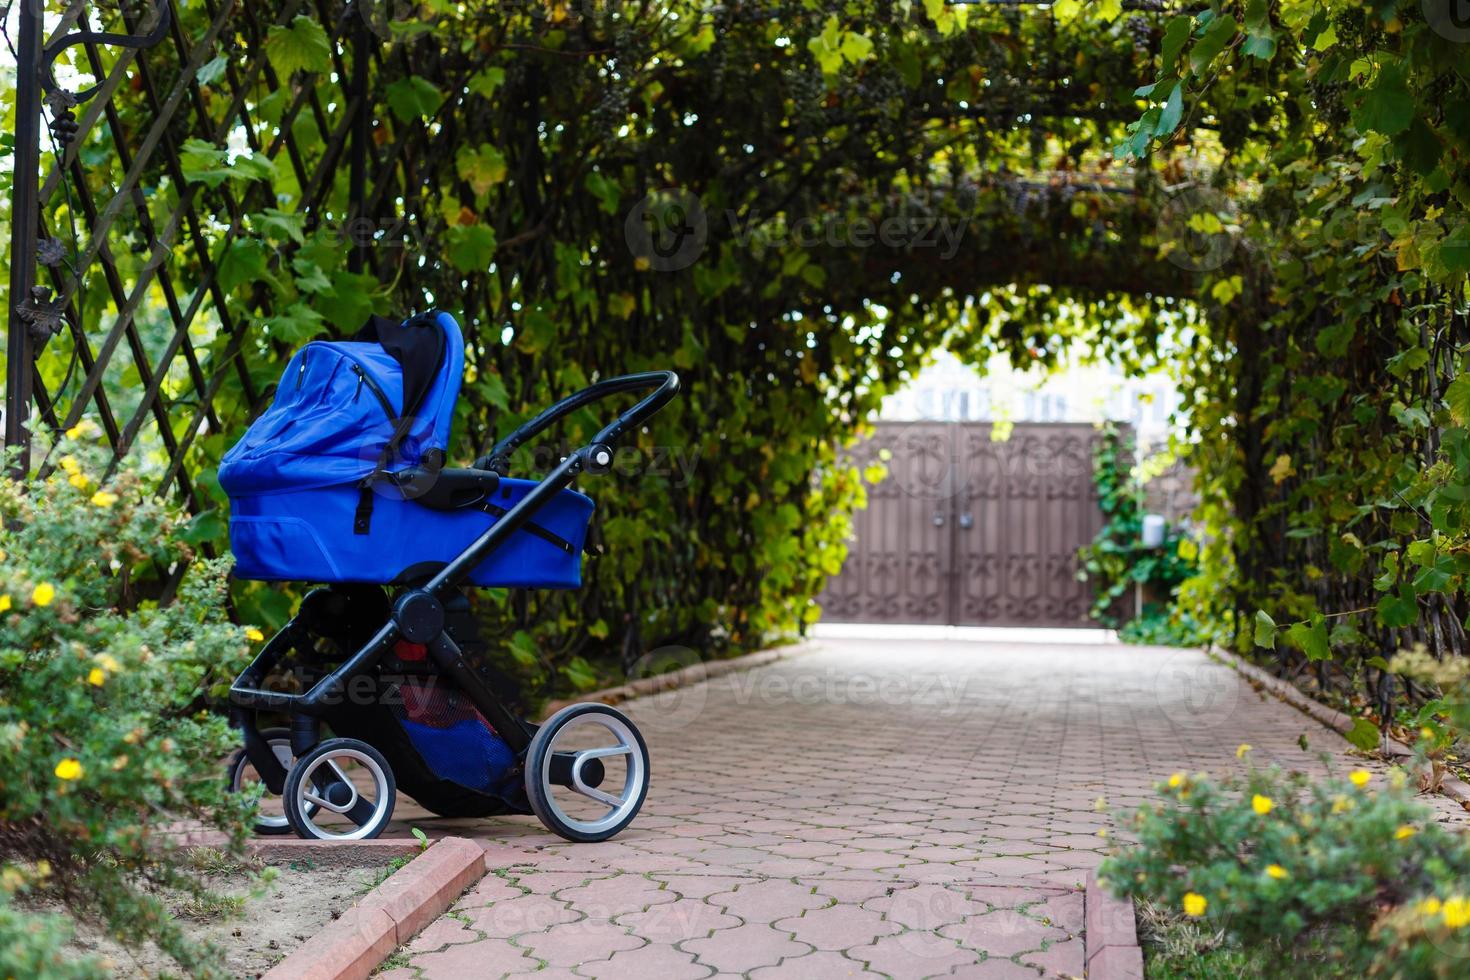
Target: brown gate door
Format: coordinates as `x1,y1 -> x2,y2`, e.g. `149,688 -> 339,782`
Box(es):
817,423 -> 955,625
818,422 -> 1107,628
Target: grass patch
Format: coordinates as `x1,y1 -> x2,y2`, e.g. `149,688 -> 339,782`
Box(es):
361,855 -> 414,892
173,892 -> 247,923
1138,900 -> 1352,979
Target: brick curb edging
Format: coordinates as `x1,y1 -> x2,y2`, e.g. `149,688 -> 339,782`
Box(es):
541,638 -> 822,718
1085,871 -> 1143,979
1207,648 -> 1470,809
261,837 -> 486,980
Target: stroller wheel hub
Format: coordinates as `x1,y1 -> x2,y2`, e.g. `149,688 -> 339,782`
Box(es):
392,590 -> 445,642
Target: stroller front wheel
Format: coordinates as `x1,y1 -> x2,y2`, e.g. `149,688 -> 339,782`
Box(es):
283,738 -> 397,841
525,703 -> 650,843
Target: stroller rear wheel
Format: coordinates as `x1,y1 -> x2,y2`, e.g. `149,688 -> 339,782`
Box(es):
283,738 -> 397,840
525,703 -> 649,843
227,727 -> 318,836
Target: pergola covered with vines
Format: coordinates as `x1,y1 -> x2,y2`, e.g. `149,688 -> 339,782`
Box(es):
4,0 -> 1469,733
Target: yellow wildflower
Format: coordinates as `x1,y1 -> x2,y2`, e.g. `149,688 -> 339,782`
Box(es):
1349,770 -> 1372,788
1236,743 -> 1252,759
245,627 -> 265,643
1167,772 -> 1185,788
65,420 -> 92,439
1252,794 -> 1274,815
68,472 -> 89,490
1183,893 -> 1207,917
54,759 -> 83,781
1266,864 -> 1288,880
1331,795 -> 1352,814
1421,726 -> 1435,740
1420,898 -> 1443,916
31,583 -> 55,607
1395,825 -> 1417,841
0,595 -> 10,613
59,456 -> 80,475
90,490 -> 117,508
1444,897 -> 1470,930
87,668 -> 105,687
96,654 -> 120,673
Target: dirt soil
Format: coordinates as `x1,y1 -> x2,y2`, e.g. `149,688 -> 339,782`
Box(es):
63,857 -> 389,978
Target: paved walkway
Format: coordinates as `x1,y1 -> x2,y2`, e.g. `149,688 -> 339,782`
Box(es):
379,637 -> 1464,979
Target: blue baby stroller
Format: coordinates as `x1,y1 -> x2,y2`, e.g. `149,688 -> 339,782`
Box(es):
219,310 -> 679,841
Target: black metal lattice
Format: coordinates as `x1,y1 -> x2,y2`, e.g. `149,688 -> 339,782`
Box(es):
3,1 -> 408,504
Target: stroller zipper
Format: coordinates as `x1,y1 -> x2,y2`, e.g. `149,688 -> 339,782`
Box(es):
350,362 -> 397,421
295,351 -> 308,390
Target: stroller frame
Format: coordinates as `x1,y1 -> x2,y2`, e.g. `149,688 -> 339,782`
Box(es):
228,369 -> 680,839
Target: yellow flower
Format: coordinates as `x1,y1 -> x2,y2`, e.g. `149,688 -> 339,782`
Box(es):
1167,772 -> 1185,788
59,455 -> 80,475
1331,795 -> 1353,814
1349,770 -> 1372,788
68,472 -> 89,490
1420,898 -> 1443,916
1252,794 -> 1274,815
96,654 -> 120,673
0,595 -> 10,613
54,759 -> 83,781
1395,825 -> 1417,841
87,668 -> 106,687
1236,743 -> 1253,759
65,420 -> 92,439
90,490 -> 118,508
1421,726 -> 1436,740
1444,897 -> 1470,930
1183,893 -> 1208,917
31,582 -> 56,607
245,627 -> 265,643
1265,864 -> 1288,880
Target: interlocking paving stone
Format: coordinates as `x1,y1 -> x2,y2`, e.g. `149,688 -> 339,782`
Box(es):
392,638 -> 1467,978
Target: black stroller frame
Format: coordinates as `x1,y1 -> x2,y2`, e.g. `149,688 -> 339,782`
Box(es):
228,370 -> 680,841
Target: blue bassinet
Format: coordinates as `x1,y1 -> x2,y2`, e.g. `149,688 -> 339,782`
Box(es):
219,312 -> 593,588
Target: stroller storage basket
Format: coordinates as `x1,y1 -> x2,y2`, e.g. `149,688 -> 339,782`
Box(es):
229,478 -> 593,587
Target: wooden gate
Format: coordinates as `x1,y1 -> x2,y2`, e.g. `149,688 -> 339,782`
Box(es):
818,422 -> 1107,627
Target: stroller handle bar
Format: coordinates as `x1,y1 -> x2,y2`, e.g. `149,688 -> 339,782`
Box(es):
473,370 -> 681,475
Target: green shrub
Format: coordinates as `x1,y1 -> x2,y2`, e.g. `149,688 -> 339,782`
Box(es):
0,439 -> 256,977
1100,758 -> 1470,977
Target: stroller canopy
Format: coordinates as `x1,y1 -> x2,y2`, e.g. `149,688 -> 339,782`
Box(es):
220,311 -> 465,496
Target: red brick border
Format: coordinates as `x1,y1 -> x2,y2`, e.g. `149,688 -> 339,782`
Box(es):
1084,871 -> 1143,979
1209,648 -> 1470,808
261,837 -> 486,980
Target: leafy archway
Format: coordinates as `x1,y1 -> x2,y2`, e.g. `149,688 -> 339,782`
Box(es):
7,1 -> 1469,737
